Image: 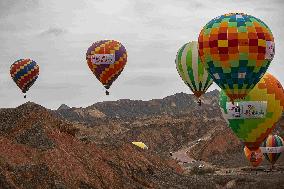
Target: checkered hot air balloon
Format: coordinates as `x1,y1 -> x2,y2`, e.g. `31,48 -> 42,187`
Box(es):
219,73 -> 284,150
175,41 -> 213,106
86,40 -> 127,95
261,135 -> 284,166
10,59 -> 39,98
198,13 -> 275,102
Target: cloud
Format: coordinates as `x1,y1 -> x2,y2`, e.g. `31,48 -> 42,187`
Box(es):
0,0 -> 284,109
124,75 -> 176,87
36,82 -> 84,90
130,1 -> 156,16
39,27 -> 67,37
0,0 -> 39,18
254,7 -> 277,12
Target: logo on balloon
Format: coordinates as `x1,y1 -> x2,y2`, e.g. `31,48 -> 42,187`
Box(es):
226,101 -> 267,119
90,54 -> 115,65
265,41 -> 275,61
260,146 -> 284,153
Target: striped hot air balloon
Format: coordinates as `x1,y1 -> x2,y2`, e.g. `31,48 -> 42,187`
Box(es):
86,40 -> 127,95
219,73 -> 284,150
261,135 -> 284,166
10,59 -> 39,98
198,13 -> 275,102
176,41 -> 213,105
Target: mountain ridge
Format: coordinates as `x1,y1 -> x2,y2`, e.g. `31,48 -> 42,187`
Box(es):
0,89 -> 283,188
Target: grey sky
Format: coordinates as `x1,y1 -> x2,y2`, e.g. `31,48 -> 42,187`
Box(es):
0,0 -> 283,109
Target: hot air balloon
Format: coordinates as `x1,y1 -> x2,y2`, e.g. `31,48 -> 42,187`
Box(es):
261,135 -> 284,169
280,131 -> 284,138
176,41 -> 213,106
244,146 -> 263,167
219,73 -> 284,150
132,142 -> 148,150
10,59 -> 39,98
86,40 -> 127,95
198,13 -> 275,102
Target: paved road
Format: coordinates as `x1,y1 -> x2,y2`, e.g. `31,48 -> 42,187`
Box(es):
172,148 -> 194,163
171,139 -> 200,163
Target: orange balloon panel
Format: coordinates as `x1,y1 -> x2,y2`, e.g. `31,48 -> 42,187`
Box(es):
244,146 -> 263,167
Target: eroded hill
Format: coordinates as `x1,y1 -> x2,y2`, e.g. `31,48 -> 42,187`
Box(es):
0,90 -> 284,188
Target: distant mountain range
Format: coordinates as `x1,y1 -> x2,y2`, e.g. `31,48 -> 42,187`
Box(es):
55,89 -> 220,121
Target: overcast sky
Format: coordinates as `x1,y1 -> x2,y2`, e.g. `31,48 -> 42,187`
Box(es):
0,0 -> 283,109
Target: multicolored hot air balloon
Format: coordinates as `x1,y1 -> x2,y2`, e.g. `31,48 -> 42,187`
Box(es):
198,13 -> 275,102
261,135 -> 284,167
175,41 -> 213,106
132,142 -> 148,150
86,40 -> 127,95
219,73 -> 284,150
244,146 -> 263,167
280,130 -> 284,139
10,59 -> 39,98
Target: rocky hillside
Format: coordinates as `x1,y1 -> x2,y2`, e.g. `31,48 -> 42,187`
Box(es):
0,102 -> 196,188
55,89 -> 284,167
55,90 -> 225,155
1,91 -> 284,188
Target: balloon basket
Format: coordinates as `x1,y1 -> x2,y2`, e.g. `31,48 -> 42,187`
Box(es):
197,98 -> 201,106
105,90 -> 109,95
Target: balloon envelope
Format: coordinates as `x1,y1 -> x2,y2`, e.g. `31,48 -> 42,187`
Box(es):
198,13 -> 274,101
10,59 -> 39,94
262,135 -> 284,165
132,142 -> 148,150
244,146 -> 263,167
86,40 -> 127,90
176,41 -> 213,98
219,73 -> 284,150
